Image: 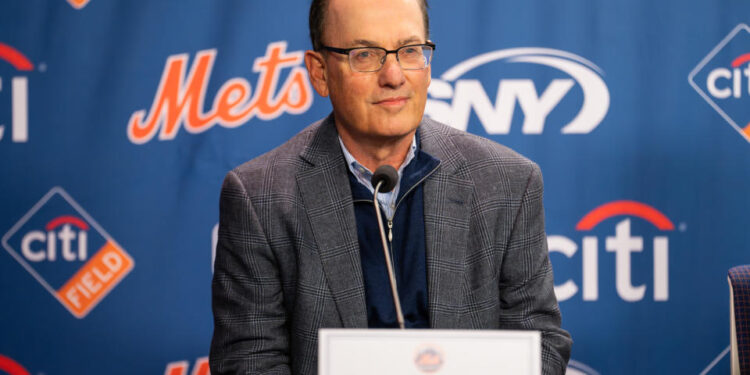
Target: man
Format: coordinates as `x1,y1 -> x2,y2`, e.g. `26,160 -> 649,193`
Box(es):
210,0 -> 572,373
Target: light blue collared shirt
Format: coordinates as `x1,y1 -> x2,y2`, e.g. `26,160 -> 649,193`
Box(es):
338,135 -> 418,219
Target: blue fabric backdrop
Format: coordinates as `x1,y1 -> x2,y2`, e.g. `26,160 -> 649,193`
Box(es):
1,1 -> 749,374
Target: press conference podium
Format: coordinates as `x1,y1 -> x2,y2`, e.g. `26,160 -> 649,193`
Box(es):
318,329 -> 541,375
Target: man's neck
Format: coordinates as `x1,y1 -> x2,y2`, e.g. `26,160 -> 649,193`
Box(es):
336,126 -> 417,173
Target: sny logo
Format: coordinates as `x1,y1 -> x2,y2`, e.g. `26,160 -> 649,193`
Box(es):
0,43 -> 32,143
127,41 -> 313,144
549,201 -> 674,302
2,187 -> 134,318
425,48 -> 609,135
689,23 -> 750,143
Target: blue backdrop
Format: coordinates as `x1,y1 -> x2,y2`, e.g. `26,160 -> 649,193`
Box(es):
1,1 -> 749,374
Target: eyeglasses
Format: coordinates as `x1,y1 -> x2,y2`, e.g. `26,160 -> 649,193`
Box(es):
321,42 -> 436,72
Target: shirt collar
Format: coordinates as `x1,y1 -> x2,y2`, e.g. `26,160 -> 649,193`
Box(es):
338,134 -> 418,184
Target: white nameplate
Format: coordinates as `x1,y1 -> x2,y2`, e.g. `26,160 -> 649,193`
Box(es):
319,329 -> 540,375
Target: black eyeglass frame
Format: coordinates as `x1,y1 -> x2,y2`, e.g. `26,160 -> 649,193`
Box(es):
320,42 -> 436,72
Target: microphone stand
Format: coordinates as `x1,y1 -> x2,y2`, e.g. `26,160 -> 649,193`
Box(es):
373,179 -> 405,330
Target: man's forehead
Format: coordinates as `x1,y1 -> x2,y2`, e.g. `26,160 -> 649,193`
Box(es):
324,0 -> 425,45
327,0 -> 421,13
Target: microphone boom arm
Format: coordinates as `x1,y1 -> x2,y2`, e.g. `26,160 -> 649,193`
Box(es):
373,180 -> 406,330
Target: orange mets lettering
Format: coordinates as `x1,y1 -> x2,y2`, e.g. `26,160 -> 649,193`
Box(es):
67,0 -> 91,9
127,41 -> 312,144
165,357 -> 209,375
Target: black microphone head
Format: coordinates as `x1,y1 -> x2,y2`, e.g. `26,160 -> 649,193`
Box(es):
371,165 -> 399,193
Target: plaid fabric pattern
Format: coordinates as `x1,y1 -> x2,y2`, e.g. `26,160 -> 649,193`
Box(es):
730,265 -> 750,374
210,115 -> 572,375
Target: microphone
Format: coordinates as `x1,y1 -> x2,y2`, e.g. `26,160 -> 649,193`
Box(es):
371,165 -> 405,329
372,165 -> 398,193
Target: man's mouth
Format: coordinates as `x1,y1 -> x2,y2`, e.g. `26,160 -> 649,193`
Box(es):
374,96 -> 409,107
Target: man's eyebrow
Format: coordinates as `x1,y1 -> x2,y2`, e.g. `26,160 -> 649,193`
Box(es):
349,36 -> 424,48
351,39 -> 380,47
397,36 -> 423,46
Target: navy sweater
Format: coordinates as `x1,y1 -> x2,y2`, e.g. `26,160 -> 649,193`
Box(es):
347,145 -> 440,328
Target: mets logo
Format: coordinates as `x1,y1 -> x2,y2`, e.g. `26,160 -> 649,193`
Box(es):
164,357 -> 209,375
688,23 -> 750,143
414,345 -> 444,373
0,43 -> 32,143
426,48 -> 609,135
0,355 -> 30,375
1,187 -> 134,318
127,41 -> 313,144
549,200 -> 675,303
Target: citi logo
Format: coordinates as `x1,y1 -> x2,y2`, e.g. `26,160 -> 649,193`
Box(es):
127,41 -> 313,144
425,48 -> 609,134
550,201 -> 675,303
0,354 -> 30,375
21,215 -> 89,262
705,53 -> 750,99
0,43 -> 32,143
2,187 -> 134,318
689,23 -> 750,143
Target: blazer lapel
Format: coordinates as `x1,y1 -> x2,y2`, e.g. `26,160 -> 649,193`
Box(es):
296,116 -> 368,328
419,119 -> 474,328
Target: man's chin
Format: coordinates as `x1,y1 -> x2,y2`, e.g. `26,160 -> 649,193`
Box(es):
374,114 -> 421,132
368,124 -> 420,143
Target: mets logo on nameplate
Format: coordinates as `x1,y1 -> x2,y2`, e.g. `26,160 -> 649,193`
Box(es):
688,23 -> 750,143
1,187 -> 134,318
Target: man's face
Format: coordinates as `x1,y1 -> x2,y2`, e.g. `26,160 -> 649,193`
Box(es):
314,0 -> 431,143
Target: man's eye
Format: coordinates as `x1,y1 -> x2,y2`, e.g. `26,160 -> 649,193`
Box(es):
401,47 -> 419,56
353,50 -> 373,60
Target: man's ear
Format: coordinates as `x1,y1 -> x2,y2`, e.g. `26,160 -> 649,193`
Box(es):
305,50 -> 329,97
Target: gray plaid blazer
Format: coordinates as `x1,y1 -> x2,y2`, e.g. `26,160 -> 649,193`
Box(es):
210,115 -> 572,374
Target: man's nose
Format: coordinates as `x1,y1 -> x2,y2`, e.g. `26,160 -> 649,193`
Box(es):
377,53 -> 406,88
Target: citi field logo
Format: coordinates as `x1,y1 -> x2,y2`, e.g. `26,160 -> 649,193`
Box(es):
127,41 -> 313,144
549,201 -> 675,302
0,43 -> 32,143
1,187 -> 134,318
0,354 -> 30,375
425,48 -> 609,134
688,24 -> 750,143
165,357 -> 209,375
